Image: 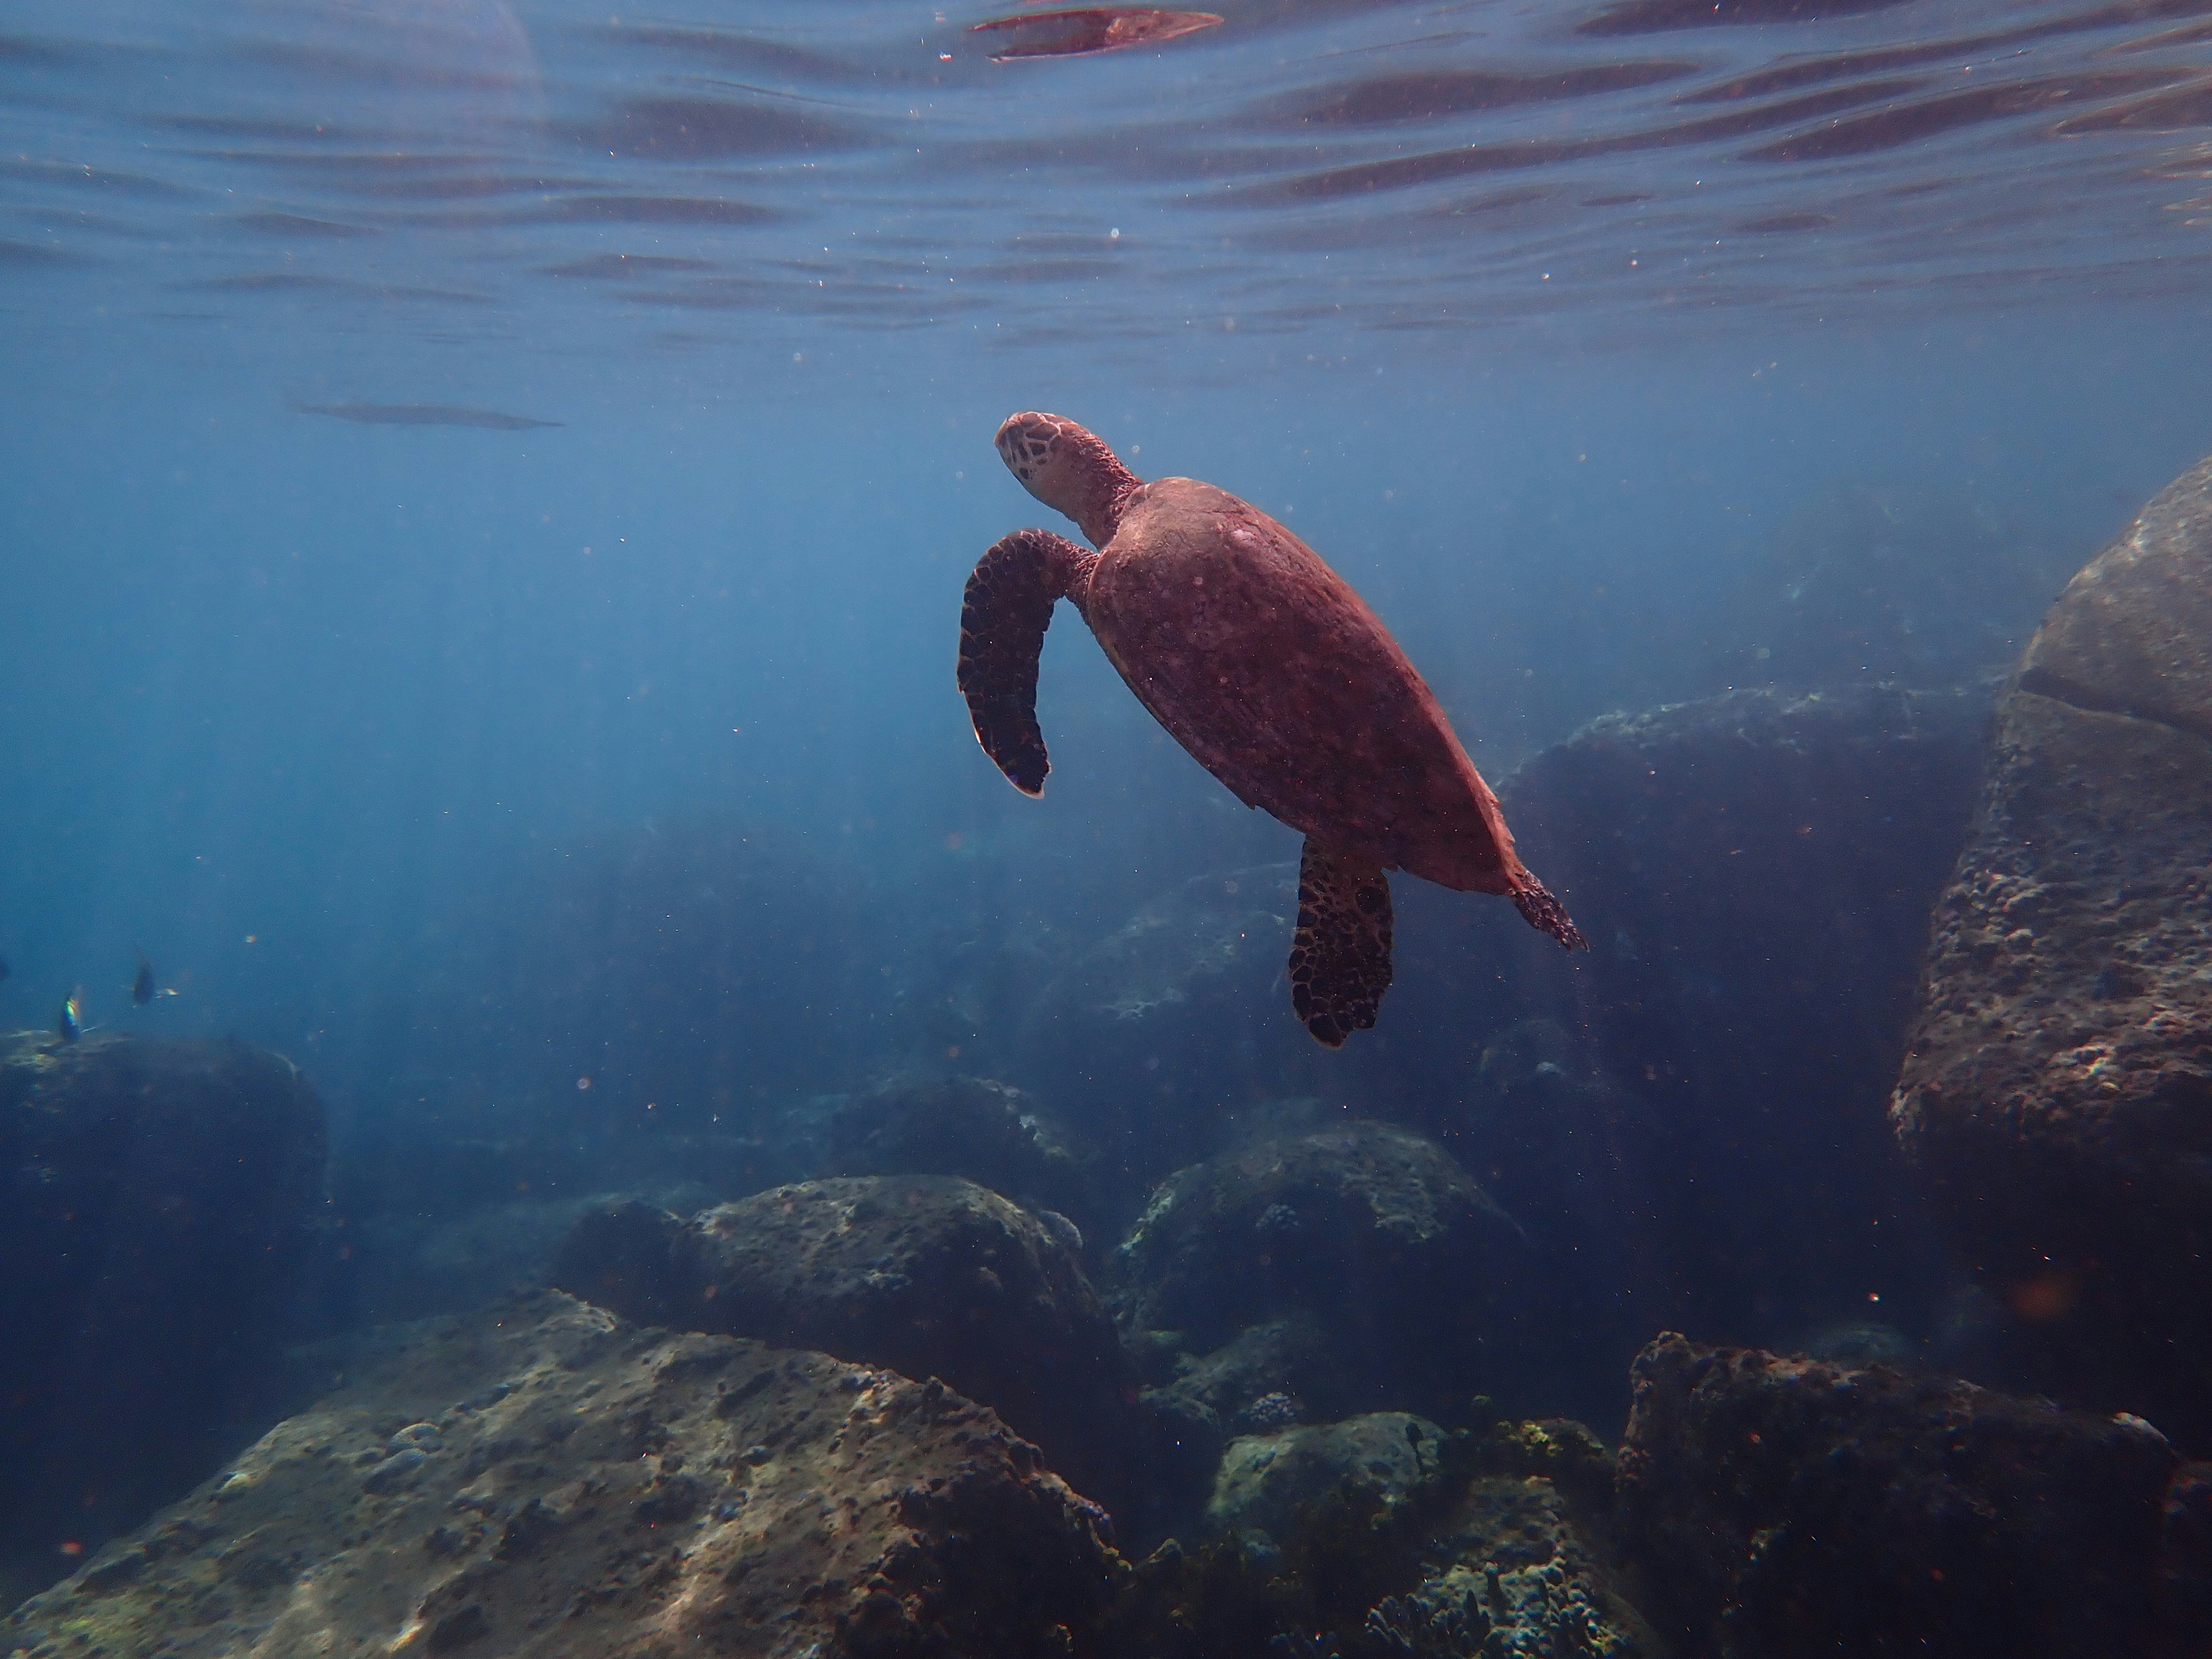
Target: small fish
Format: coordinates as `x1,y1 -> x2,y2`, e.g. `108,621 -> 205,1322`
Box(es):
968,6 -> 1222,60
132,951 -> 156,1006
57,988 -> 84,1044
294,401 -> 562,431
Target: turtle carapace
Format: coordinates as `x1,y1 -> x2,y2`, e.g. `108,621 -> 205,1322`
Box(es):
959,411 -> 1584,1046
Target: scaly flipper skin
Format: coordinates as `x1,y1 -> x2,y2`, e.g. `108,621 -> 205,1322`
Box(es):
1289,839 -> 1393,1047
958,528 -> 1097,796
1511,876 -> 1586,952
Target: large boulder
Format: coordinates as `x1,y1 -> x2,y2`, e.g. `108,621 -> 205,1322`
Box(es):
1892,456 -> 2212,1442
0,1033 -> 327,1598
1,1290 -> 1123,1658
1615,1333 -> 2207,1658
1111,1120 -> 1526,1419
550,1175 -> 1133,1509
1460,683 -> 1993,1359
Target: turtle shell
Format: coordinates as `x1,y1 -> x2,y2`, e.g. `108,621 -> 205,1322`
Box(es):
1083,476 -> 1525,896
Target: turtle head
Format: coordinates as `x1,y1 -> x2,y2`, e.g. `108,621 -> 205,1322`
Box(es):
995,411 -> 1142,549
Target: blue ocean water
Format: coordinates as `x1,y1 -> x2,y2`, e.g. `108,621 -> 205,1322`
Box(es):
5,0 -> 2212,1628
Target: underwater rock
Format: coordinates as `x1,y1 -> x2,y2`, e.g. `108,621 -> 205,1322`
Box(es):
1462,681 -> 1993,1368
551,1174 -> 1134,1508
1203,1412 -> 1448,1543
814,1074 -> 1100,1239
1790,1316 -> 1922,1370
551,1196 -> 702,1327
1892,456 -> 2212,1445
1017,865 -> 1323,1171
1111,1413 -> 1659,1659
1615,1332 -> 2207,1658
0,1032 -> 327,1598
1396,1467 -> 1664,1659
1150,1314 -> 1353,1431
1111,1120 -> 1524,1418
328,1123 -> 768,1325
1,1290 -> 1122,1657
1124,1314 -> 1359,1535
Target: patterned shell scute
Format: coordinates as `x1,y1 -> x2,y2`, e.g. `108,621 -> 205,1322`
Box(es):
1085,478 -> 1512,893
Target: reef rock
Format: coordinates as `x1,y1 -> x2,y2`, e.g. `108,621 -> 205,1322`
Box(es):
1616,1332 -> 2207,1658
0,1290 -> 1121,1658
1123,1315 -> 1359,1537
1390,1463 -> 1664,1659
1146,1314 -> 1351,1434
1203,1412 -> 1446,1543
813,1075 -> 1098,1240
1892,457 -> 2212,1443
1465,683 -> 1993,1359
0,1033 -> 327,1599
1119,1413 -> 1660,1659
1111,1120 -> 1524,1419
551,1175 -> 1132,1508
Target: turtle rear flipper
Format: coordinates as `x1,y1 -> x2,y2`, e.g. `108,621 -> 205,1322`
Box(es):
1288,839 -> 1393,1047
959,528 -> 1097,796
1511,874 -> 1587,952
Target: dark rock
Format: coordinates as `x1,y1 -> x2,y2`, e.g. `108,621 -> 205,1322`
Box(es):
2,1290 -> 1122,1658
1448,682 -> 1993,1380
550,1196 -> 696,1327
1016,865 -> 1324,1177
1123,1313 -> 1361,1538
329,1127 -> 779,1325
1789,1317 -> 1922,1370
1616,1332 -> 2206,1658
1001,683 -> 1995,1429
1110,1412 -> 1660,1659
1203,1412 -> 1447,1541
0,1033 -> 327,1596
2166,1461 -> 2212,1636
815,1074 -> 1099,1240
1892,457 -> 2212,1446
1110,1120 -> 1524,1419
1151,1315 -> 1352,1429
1395,1457 -> 1664,1659
552,1175 -> 1134,1510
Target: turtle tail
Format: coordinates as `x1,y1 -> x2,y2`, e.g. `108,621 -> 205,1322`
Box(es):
1511,874 -> 1588,952
958,528 -> 1096,796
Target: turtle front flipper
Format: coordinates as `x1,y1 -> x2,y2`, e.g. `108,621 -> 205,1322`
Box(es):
959,528 -> 1097,796
1287,839 -> 1393,1048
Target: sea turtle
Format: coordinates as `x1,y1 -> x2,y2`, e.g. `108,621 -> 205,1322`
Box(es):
958,412 -> 1585,1047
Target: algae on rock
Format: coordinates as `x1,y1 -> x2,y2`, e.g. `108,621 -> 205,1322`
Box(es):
2,1290 -> 1124,1659
1892,452 -> 2212,1443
